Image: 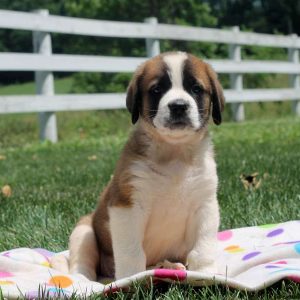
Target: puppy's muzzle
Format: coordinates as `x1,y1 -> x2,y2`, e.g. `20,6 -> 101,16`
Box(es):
167,99 -> 191,129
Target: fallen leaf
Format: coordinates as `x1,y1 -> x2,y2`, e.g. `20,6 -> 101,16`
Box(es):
88,155 -> 97,161
2,185 -> 12,197
78,128 -> 86,139
240,172 -> 261,190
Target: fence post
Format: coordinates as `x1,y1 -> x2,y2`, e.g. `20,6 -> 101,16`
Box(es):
32,9 -> 57,142
288,34 -> 300,116
229,26 -> 245,122
144,17 -> 160,57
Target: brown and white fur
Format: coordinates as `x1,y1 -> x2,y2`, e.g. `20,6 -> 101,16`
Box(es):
51,51 -> 225,281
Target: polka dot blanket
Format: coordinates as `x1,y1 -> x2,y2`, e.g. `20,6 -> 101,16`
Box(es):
1,221 -> 300,299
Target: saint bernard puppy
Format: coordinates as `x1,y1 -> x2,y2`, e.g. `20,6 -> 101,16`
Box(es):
51,51 -> 225,281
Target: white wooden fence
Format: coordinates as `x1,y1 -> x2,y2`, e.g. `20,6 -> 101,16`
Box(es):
0,9 -> 299,142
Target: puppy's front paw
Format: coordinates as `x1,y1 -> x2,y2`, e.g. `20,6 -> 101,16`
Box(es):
187,250 -> 217,274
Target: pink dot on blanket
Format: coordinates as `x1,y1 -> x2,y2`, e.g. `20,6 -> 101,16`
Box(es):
266,228 -> 284,237
1,252 -> 10,257
288,275 -> 300,283
274,261 -> 287,264
0,271 -> 13,278
217,230 -> 233,241
242,251 -> 261,261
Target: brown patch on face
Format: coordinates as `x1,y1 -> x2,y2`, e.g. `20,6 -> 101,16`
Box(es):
141,57 -> 168,123
185,54 -> 225,125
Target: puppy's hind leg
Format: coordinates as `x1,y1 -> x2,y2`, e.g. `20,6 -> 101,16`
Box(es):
69,214 -> 99,281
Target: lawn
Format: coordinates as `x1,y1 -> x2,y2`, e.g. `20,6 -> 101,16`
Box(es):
0,77 -> 73,95
0,106 -> 300,298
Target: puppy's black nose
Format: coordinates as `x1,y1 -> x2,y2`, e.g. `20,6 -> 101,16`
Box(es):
168,99 -> 189,116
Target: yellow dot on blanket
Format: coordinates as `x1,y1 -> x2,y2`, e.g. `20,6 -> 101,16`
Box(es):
41,261 -> 50,267
0,280 -> 15,285
48,275 -> 73,288
224,245 -> 244,253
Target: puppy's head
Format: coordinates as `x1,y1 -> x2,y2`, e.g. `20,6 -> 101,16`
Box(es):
126,52 -> 225,141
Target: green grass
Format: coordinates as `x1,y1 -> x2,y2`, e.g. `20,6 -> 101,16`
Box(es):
0,110 -> 131,148
0,77 -> 73,95
0,106 -> 300,298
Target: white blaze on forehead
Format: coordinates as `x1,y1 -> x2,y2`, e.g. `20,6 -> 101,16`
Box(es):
153,51 -> 202,136
163,52 -> 188,88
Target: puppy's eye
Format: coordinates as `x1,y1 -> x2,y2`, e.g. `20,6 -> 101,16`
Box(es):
191,84 -> 202,94
150,84 -> 161,94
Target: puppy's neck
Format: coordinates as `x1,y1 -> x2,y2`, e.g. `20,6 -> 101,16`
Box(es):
132,119 -> 210,165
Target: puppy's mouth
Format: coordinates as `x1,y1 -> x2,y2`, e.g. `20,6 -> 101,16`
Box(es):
164,117 -> 192,130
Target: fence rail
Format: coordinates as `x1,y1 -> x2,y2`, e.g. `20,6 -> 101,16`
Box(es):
1,53 -> 300,74
1,89 -> 298,114
0,9 -> 299,142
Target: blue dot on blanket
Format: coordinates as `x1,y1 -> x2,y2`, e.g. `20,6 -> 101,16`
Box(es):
295,243 -> 300,254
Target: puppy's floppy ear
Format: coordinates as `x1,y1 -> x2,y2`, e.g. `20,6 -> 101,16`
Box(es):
126,66 -> 144,124
207,64 -> 225,125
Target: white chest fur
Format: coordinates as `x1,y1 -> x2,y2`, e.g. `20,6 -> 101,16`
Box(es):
129,141 -> 218,266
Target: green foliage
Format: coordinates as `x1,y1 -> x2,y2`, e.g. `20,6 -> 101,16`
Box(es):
0,0 -> 65,53
65,0 -> 219,93
242,44 -> 287,89
0,0 -> 221,89
71,73 -> 132,93
209,0 -> 300,35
